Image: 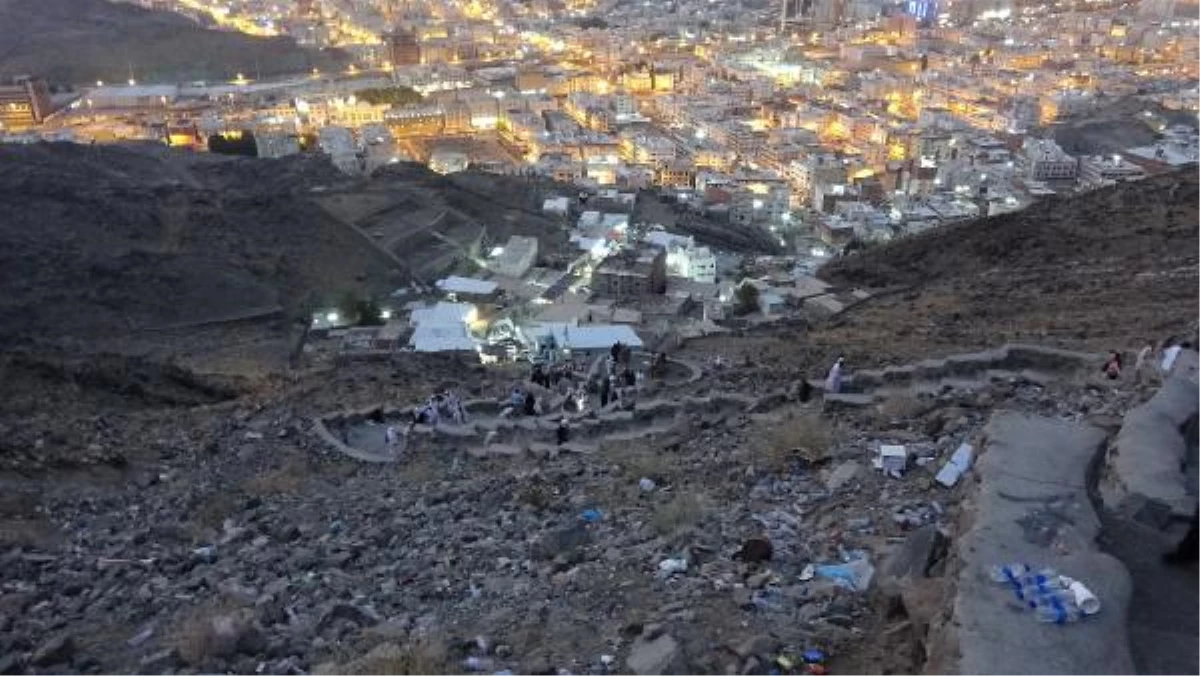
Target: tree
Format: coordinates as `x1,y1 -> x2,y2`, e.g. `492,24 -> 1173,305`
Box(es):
354,86 -> 424,106
734,283 -> 760,316
336,292 -> 385,326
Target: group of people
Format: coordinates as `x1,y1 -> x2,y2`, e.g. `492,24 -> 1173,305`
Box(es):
600,342 -> 643,408
529,362 -> 582,390
1103,339 -> 1195,382
409,390 -> 468,430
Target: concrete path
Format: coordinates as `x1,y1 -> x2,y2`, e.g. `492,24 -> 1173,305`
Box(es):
1095,349 -> 1199,675
948,411 -> 1134,675
1096,512 -> 1198,675
1100,350 -> 1199,524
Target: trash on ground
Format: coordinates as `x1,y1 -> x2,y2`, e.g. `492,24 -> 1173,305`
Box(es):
814,554 -> 874,592
987,563 -> 1099,624
639,477 -> 657,492
935,443 -> 974,487
579,508 -> 604,523
876,444 -> 908,478
657,557 -> 688,577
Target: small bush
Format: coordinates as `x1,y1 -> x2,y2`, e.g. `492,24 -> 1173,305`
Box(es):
351,639 -> 447,675
877,394 -> 926,422
652,492 -> 705,535
516,481 -> 554,512
760,413 -> 832,473
733,283 -> 760,316
242,458 -> 307,495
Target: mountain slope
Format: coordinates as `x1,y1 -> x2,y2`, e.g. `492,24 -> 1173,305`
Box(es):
810,171 -> 1199,364
0,0 -> 348,84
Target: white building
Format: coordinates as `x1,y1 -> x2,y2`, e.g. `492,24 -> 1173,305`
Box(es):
1078,155 -> 1147,190
407,301 -> 479,353
1023,139 -> 1077,181
490,235 -> 539,278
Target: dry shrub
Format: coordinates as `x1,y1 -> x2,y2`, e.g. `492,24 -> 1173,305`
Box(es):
351,639 -> 448,675
0,518 -> 59,549
516,482 -> 553,512
877,394 -> 926,422
242,458 -> 307,495
399,454 -> 438,485
760,413 -> 833,473
652,492 -> 706,535
172,601 -> 243,666
187,491 -> 243,538
623,450 -> 670,483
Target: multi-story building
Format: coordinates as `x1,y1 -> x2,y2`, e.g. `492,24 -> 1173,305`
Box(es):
386,29 -> 421,68
1023,139 -> 1077,181
593,247 -> 667,298
654,161 -> 696,189
0,77 -> 51,130
1078,155 -> 1147,189
385,105 -> 445,137
620,132 -> 676,165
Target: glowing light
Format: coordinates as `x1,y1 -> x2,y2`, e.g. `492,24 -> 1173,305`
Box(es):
325,311 -> 339,323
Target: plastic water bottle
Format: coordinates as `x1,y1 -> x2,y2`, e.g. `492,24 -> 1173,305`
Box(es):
1019,569 -> 1067,597
988,563 -> 1031,586
1034,592 -> 1085,624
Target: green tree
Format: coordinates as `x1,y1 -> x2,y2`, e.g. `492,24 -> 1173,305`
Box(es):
355,86 -> 425,106
734,283 -> 760,316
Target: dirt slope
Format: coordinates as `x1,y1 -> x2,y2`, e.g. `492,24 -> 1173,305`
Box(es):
0,142 -> 404,345
811,170 -> 1199,365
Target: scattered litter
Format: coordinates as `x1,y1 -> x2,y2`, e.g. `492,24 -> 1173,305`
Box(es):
876,444 -> 908,478
657,558 -> 688,578
191,545 -> 217,564
799,564 -> 815,581
1060,575 -> 1100,615
802,649 -> 826,664
126,625 -> 154,648
935,443 -> 974,487
814,554 -> 874,592
599,654 -> 614,665
987,563 -> 1100,624
462,656 -> 493,672
639,477 -> 657,492
579,508 -> 604,523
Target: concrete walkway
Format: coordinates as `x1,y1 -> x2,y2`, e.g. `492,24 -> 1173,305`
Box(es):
947,412 -> 1134,675
1095,349 -> 1199,675
1096,512 -> 1198,675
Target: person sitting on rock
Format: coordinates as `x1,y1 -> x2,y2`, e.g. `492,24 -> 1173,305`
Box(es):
1102,351 -> 1122,380
410,402 -> 438,430
523,391 -> 537,417
556,418 -> 570,445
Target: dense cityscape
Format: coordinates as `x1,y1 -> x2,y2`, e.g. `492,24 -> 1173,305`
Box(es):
3,0 -> 1198,268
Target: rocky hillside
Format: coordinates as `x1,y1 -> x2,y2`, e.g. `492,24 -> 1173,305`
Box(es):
0,143 -> 399,345
810,171 -> 1199,366
0,0 -> 348,85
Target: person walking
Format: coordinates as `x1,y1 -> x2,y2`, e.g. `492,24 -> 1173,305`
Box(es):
824,357 -> 844,394
556,418 -> 570,445
1134,343 -> 1154,384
